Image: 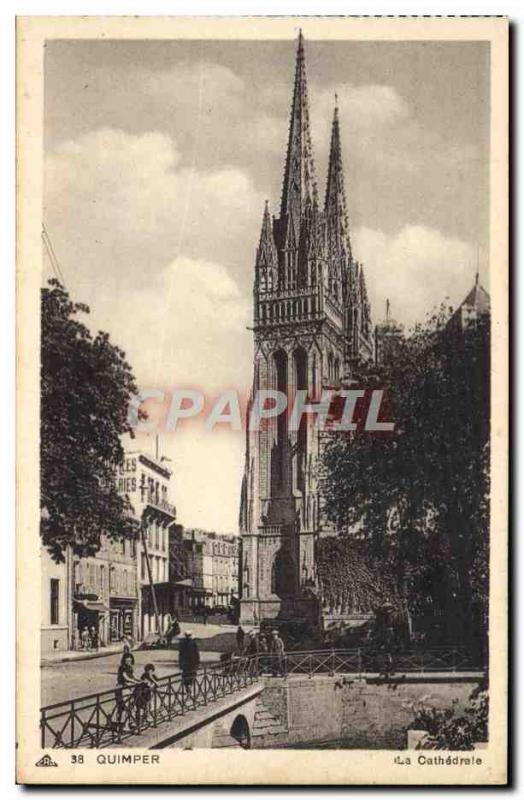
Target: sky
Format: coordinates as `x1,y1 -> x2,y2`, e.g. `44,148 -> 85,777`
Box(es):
43,35 -> 490,533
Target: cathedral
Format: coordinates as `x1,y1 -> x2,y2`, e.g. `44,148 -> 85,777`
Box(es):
239,32 -> 375,626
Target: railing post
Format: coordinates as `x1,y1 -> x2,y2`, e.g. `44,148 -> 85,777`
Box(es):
153,682 -> 158,727
330,648 -> 335,677
168,676 -> 173,718
71,700 -> 75,748
95,697 -> 100,746
40,710 -> 46,749
309,653 -> 313,678
203,665 -> 208,705
357,648 -> 362,679
181,679 -> 186,716
452,648 -> 457,673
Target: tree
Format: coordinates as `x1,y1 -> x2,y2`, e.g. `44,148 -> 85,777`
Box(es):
318,307 -> 490,651
41,280 -> 142,562
409,684 -> 488,750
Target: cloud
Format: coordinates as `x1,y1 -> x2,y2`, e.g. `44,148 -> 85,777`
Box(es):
138,62 -> 245,107
45,127 -> 254,389
123,255 -> 251,391
353,224 -> 479,331
315,84 -> 409,135
45,127 -> 262,259
44,124 -> 257,417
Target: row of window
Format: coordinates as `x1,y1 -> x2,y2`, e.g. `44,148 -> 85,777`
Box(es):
144,521 -> 168,553
140,553 -> 168,584
76,561 -> 136,597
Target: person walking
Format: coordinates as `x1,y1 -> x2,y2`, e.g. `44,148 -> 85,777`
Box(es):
257,631 -> 269,674
80,627 -> 89,651
165,616 -> 181,647
270,629 -> 286,677
89,625 -> 98,652
120,643 -> 135,667
178,631 -> 200,694
236,625 -> 245,654
244,629 -> 259,675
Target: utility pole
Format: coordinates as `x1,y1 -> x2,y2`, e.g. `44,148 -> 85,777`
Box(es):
141,521 -> 162,636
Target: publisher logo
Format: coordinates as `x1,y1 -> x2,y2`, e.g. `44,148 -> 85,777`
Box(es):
35,754 -> 58,767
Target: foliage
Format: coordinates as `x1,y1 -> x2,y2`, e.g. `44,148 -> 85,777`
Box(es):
41,280 -> 142,561
318,306 -> 490,649
316,537 -> 400,615
410,687 -> 488,750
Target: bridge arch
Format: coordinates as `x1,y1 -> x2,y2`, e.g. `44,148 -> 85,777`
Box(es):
230,714 -> 251,749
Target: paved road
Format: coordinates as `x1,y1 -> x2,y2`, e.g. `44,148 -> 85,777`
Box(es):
41,622 -> 243,707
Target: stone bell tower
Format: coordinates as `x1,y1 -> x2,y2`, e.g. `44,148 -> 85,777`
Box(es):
239,32 -> 373,626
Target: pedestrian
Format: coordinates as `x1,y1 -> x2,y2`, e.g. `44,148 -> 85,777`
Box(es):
270,629 -> 286,677
165,616 -> 181,647
178,631 -> 200,693
80,626 -> 89,651
115,653 -> 141,732
120,643 -> 135,667
236,625 -> 245,654
89,625 -> 98,652
134,663 -> 159,727
257,631 -> 269,673
244,630 -> 258,675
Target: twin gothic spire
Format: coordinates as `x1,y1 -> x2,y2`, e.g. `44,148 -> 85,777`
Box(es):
259,32 -> 356,275
280,30 -> 318,224
325,100 -> 352,262
256,32 -> 369,339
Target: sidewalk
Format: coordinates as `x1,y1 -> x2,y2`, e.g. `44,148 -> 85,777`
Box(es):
41,643 -> 124,666
41,621 -> 241,666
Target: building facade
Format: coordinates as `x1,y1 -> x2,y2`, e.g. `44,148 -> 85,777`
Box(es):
182,529 -> 240,608
119,451 -> 177,637
239,32 -> 374,625
72,534 -> 139,646
375,300 -> 404,366
41,448 -> 178,651
167,523 -> 193,614
41,545 -> 73,652
183,530 -> 215,608
211,534 -> 240,606
446,275 -> 490,335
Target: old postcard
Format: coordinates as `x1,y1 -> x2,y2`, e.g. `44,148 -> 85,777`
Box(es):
16,15 -> 508,785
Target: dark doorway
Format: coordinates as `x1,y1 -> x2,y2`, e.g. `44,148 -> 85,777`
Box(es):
271,549 -> 296,598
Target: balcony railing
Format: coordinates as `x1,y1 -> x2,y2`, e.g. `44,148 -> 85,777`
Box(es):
257,524 -> 283,536
142,493 -> 177,517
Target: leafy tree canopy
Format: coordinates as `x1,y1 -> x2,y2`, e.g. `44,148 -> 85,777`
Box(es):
318,307 -> 490,647
41,280 -> 142,562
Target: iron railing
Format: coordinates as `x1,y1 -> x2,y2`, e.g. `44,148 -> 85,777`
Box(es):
40,656 -> 260,750
40,647 -> 483,749
281,646 -> 481,677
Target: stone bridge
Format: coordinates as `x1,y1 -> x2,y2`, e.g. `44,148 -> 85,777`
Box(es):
122,683 -> 265,749
40,649 -> 485,751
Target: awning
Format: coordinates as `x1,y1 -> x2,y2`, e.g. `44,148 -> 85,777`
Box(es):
172,579 -> 192,588
73,599 -> 109,613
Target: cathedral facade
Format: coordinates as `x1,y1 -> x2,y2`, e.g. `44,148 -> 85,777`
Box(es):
239,32 -> 374,626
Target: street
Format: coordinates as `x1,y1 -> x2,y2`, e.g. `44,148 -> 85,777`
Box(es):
41,622 -> 240,707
